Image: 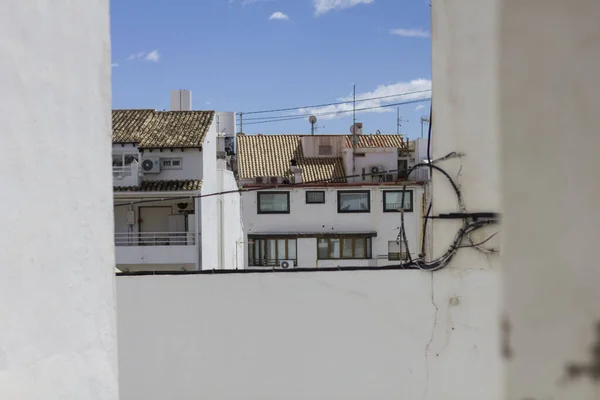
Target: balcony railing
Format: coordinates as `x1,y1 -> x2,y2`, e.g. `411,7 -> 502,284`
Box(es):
115,232 -> 196,246
112,165 -> 134,179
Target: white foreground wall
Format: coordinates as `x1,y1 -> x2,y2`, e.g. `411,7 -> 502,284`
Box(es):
0,0 -> 118,398
219,167 -> 245,269
117,272 -> 496,400
500,1 -> 600,399
428,0 -> 502,399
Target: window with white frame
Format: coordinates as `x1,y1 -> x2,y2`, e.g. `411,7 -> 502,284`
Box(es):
161,158 -> 183,169
112,152 -> 139,167
388,240 -> 408,261
337,190 -> 370,213
383,190 -> 413,212
257,191 -> 290,214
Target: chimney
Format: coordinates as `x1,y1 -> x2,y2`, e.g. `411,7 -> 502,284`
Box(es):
170,89 -> 192,111
290,159 -> 302,183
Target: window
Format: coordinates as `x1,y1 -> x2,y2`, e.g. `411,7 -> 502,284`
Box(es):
161,158 -> 182,170
383,190 -> 413,212
112,153 -> 139,167
388,240 -> 409,261
397,159 -> 409,180
317,237 -> 372,259
249,238 -> 297,266
354,152 -> 366,157
306,191 -> 325,204
257,191 -> 290,214
318,145 -> 333,155
337,190 -> 370,213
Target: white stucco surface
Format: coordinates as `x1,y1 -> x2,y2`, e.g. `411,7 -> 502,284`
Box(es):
117,271 -> 497,400
219,168 -> 244,269
429,0 -> 502,398
140,149 -> 203,181
0,0 -> 118,398
200,121 -> 219,269
499,1 -> 600,398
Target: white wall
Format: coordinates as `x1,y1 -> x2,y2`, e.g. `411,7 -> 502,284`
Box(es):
0,0 -> 118,398
116,271 -> 497,400
200,121 -> 219,269
429,1 -> 502,399
219,168 -> 244,269
242,186 -> 424,268
342,147 -> 398,183
141,149 -> 203,181
498,2 -> 600,399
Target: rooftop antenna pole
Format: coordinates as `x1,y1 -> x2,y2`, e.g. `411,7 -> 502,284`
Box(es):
239,112 -> 243,134
352,83 -> 356,133
397,107 -> 400,134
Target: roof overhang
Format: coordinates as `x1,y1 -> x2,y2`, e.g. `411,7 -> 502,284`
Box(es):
248,231 -> 378,239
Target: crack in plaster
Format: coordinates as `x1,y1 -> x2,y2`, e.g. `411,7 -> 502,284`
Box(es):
423,272 -> 438,400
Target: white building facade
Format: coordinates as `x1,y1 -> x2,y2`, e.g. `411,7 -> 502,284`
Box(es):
236,132 -> 430,269
112,107 -> 243,272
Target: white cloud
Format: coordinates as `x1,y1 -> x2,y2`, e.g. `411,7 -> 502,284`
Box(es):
145,50 -> 160,62
126,50 -> 160,62
298,79 -> 431,120
111,63 -> 119,68
269,11 -> 289,20
415,104 -> 425,111
314,0 -> 374,16
390,28 -> 430,38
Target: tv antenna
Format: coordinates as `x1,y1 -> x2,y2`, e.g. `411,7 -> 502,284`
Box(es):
397,107 -> 408,134
309,115 -> 317,135
420,115 -> 430,138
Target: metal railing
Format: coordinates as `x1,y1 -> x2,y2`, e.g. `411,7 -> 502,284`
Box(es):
115,232 -> 196,246
112,165 -> 134,179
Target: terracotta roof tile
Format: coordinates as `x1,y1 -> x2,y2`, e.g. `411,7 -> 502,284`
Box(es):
236,135 -> 346,183
114,180 -> 202,192
344,134 -> 407,148
112,109 -> 214,148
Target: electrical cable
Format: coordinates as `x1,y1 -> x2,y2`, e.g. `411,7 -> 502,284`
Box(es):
114,167 -> 424,208
241,98 -> 431,126
240,89 -> 432,116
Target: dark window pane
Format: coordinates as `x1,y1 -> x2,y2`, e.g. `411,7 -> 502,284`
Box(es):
342,238 -> 353,258
317,238 -> 329,259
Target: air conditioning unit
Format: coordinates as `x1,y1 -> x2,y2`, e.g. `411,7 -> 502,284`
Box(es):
369,165 -> 385,176
384,173 -> 395,182
141,157 -> 161,174
268,176 -> 280,184
278,260 -> 295,269
255,176 -> 264,184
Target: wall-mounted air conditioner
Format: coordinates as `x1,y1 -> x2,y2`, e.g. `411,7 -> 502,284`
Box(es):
268,176 -> 280,184
141,157 -> 161,174
369,165 -> 386,177
255,176 -> 265,184
278,260 -> 295,269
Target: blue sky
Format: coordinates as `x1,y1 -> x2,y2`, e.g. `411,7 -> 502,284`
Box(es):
111,0 -> 431,139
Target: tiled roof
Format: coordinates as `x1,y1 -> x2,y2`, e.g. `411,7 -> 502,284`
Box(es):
344,134 -> 407,148
114,180 -> 202,192
236,135 -> 347,182
112,109 -> 214,148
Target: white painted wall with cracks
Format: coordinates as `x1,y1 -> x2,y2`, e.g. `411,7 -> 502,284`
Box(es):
0,0 -> 119,399
117,271 -> 499,400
